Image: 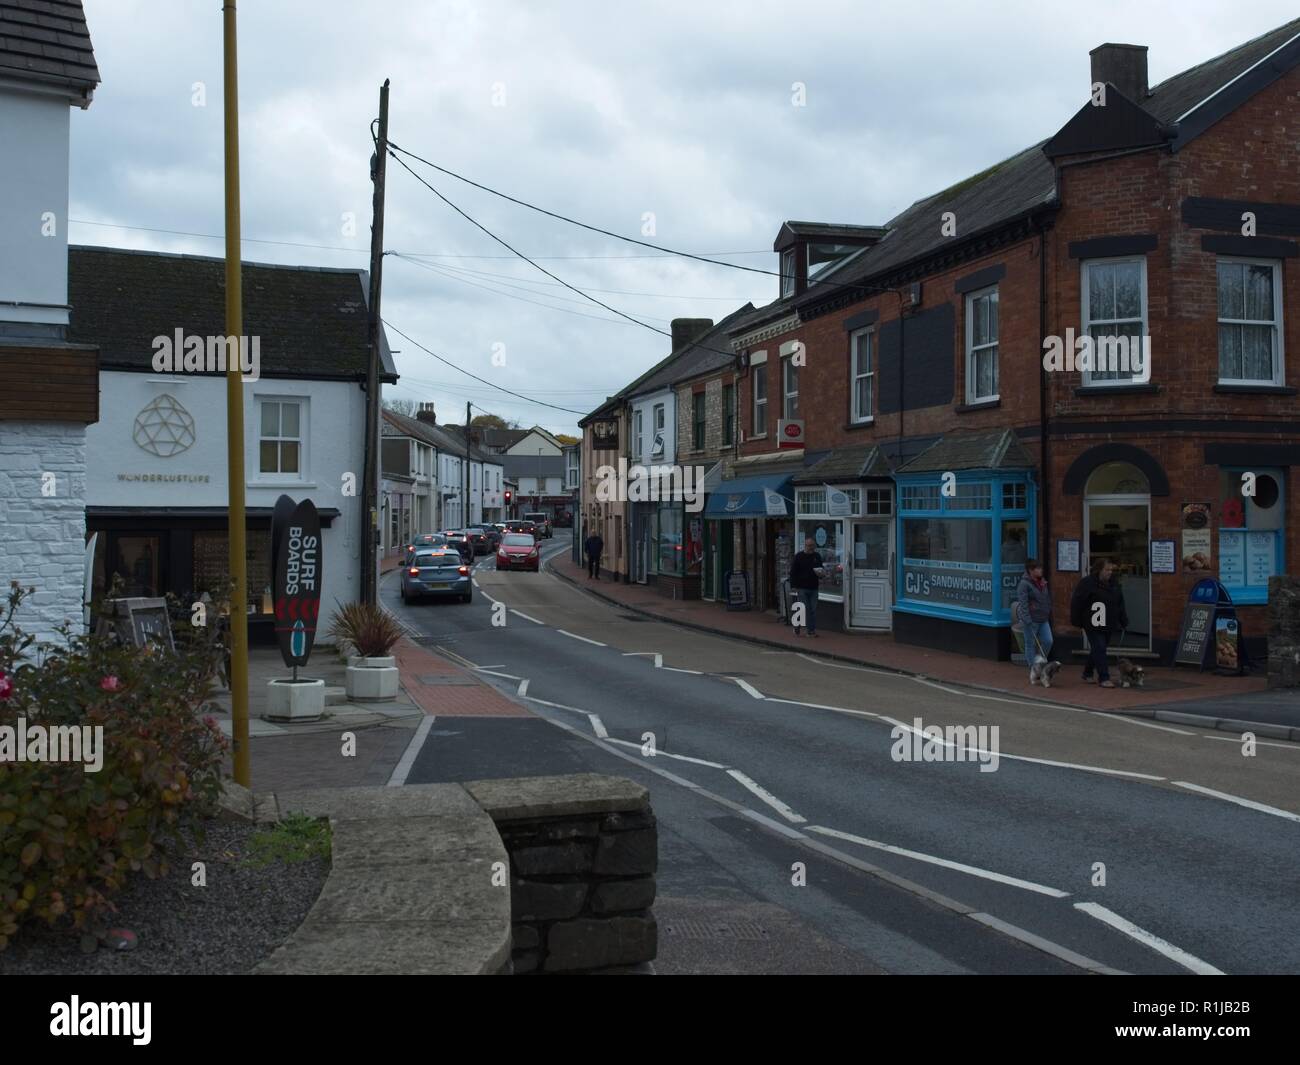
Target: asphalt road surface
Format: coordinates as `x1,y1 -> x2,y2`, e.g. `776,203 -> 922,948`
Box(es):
386,532 -> 1300,975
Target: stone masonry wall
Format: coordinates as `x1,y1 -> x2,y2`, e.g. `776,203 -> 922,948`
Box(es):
1267,576 -> 1300,688
466,774 -> 657,974
0,421 -> 87,644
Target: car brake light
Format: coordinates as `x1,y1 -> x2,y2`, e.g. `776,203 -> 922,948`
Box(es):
408,567 -> 419,576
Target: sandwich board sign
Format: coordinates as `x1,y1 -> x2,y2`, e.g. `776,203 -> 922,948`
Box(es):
271,495 -> 323,669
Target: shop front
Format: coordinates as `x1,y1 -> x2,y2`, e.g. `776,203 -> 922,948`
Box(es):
892,435 -> 1037,658
703,470 -> 797,612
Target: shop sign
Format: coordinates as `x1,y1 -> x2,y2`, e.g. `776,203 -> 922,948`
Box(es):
777,419 -> 805,450
271,494 -> 322,669
825,485 -> 853,517
764,488 -> 788,516
1181,502 -> 1212,572
724,570 -> 751,611
901,558 -> 994,612
590,417 -> 620,452
1150,539 -> 1176,574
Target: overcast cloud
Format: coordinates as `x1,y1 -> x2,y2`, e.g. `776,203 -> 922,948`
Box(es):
72,0 -> 1298,435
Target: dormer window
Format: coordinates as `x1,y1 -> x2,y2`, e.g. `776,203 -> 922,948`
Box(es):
781,249 -> 796,298
807,243 -> 857,281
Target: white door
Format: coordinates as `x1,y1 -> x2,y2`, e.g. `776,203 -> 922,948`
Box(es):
850,521 -> 892,629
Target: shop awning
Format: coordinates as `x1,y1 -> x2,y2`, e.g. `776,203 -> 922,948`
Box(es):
704,472 -> 794,518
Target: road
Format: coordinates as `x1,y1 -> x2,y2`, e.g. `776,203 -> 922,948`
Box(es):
386,532 -> 1300,975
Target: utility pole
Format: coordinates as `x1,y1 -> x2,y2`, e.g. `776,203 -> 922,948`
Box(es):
361,79 -> 390,605
222,0 -> 249,787
464,401 -> 471,526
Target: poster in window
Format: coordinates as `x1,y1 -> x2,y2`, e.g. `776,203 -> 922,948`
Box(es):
1245,531 -> 1275,586
1181,502 -> 1212,572
1218,530 -> 1244,586
1150,539 -> 1176,575
1056,539 -> 1080,573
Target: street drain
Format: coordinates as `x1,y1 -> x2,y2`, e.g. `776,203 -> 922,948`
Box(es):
664,920 -> 770,941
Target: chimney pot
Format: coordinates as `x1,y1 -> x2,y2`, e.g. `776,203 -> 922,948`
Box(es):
1090,43 -> 1148,102
416,401 -> 437,424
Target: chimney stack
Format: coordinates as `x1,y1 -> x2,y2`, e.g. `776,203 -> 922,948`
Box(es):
416,401 -> 437,425
670,318 -> 714,352
1090,43 -> 1148,102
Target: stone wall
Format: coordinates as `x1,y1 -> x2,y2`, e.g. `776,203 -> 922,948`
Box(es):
1267,576 -> 1300,688
0,421 -> 87,644
465,774 -> 657,974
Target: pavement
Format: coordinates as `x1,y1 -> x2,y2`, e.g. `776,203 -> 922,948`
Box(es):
549,554 -> 1280,720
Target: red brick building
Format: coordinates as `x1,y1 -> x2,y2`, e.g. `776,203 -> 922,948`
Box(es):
699,18 -> 1300,662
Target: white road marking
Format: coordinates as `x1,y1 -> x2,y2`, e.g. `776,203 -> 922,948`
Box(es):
796,652 -> 897,677
387,713 -> 434,787
1172,781 -> 1300,823
437,645 -> 479,669
517,678 -> 530,698
1200,733 -> 1300,751
623,652 -> 664,668
476,668 -> 523,681
808,825 -> 1070,898
727,676 -> 765,700
769,697 -> 881,719
478,587 -> 499,605
472,578 -> 480,589
602,738 -> 730,768
509,608 -> 544,624
662,666 -> 703,674
726,770 -> 805,823
1102,714 -> 1196,736
557,629 -> 606,646
1073,902 -> 1224,975
474,663 -> 506,669
522,696 -> 590,715
586,713 -> 608,739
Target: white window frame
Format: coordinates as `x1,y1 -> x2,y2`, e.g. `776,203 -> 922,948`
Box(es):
783,356 -> 799,420
254,396 -> 307,483
1217,257 -> 1285,386
1080,256 -> 1148,388
753,365 -> 768,437
781,249 -> 796,297
964,285 -> 1000,403
632,409 -> 644,461
651,403 -> 666,459
850,327 -> 874,423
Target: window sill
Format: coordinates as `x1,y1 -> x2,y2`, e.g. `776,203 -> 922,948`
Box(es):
749,433 -> 768,440
842,418 -> 875,431
1213,383 -> 1297,395
956,398 -> 1000,413
1073,383 -> 1160,396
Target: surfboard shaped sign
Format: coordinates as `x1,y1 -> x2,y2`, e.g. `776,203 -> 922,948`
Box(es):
271,495 -> 323,668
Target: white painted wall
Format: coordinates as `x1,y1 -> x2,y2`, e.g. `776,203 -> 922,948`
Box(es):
84,371 -> 366,630
629,390 -> 675,466
0,422 -> 87,643
505,429 -> 562,457
517,475 -> 565,496
0,88 -> 71,326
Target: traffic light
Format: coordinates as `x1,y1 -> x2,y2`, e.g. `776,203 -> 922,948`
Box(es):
504,490 -> 512,505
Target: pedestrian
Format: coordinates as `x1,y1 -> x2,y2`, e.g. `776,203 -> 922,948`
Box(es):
1015,558 -> 1059,686
584,529 -> 604,580
789,536 -> 825,637
1070,557 -> 1128,688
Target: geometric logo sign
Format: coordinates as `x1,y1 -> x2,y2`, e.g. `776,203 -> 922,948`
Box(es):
132,394 -> 196,457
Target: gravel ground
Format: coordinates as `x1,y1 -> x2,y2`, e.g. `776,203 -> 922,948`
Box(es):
0,817 -> 328,975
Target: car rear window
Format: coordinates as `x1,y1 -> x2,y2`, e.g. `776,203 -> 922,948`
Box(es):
416,551 -> 460,565
503,534 -> 534,546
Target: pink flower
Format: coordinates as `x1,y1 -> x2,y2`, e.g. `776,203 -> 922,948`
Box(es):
0,671 -> 12,700
100,675 -> 122,692
203,715 -> 216,728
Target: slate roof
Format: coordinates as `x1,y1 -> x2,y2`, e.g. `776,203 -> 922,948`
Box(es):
0,0 -> 99,99
68,246 -> 396,381
384,409 -> 495,463
627,303 -> 756,395
896,428 -> 1035,473
792,445 -> 894,484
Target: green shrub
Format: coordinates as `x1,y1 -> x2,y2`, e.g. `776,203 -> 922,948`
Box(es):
0,583 -> 229,949
326,601 -> 404,658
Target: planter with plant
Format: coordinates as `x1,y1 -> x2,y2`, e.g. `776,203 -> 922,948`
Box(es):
327,602 -> 403,701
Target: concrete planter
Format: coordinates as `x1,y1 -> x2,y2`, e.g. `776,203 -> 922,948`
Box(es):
346,657 -> 399,701
266,678 -> 326,722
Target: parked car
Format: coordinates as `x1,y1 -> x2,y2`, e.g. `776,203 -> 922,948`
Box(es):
496,532 -> 540,572
401,548 -> 472,603
441,531 -> 474,564
523,512 -> 552,539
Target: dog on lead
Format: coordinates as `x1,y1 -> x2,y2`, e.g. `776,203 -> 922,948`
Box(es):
1029,656 -> 1062,688
1118,658 -> 1146,688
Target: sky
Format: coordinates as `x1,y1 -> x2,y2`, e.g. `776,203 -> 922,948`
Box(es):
71,0 -> 1299,437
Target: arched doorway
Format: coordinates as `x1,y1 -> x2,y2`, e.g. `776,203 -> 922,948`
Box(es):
1084,461 -> 1151,651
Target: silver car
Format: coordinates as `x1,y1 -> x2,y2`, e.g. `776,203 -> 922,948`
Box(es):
400,548 -> 472,604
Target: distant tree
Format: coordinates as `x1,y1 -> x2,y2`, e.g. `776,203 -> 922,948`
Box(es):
554,433 -> 580,445
383,398 -> 417,417
470,413 -> 508,429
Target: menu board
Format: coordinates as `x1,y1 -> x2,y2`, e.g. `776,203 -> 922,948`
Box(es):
725,570 -> 751,611
1174,602 -> 1214,666
1218,530 -> 1245,586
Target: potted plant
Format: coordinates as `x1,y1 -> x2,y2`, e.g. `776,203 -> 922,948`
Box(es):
327,602 -> 404,702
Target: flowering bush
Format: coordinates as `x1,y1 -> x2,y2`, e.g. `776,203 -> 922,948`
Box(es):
0,583 -> 229,950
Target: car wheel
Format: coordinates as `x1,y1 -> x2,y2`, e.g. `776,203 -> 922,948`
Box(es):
462,591 -> 472,603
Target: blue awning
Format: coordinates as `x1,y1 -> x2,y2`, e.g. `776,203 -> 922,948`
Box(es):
704,472 -> 794,518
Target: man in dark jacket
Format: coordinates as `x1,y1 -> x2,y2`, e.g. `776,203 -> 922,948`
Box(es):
789,536 -> 824,637
1070,557 -> 1128,688
584,530 -> 604,579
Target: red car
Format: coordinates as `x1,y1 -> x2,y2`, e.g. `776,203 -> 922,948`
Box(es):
496,532 -> 540,572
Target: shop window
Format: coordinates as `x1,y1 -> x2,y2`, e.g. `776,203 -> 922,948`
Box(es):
797,488 -> 827,515
1002,482 -> 1027,510
259,399 -> 303,475
850,328 -> 874,423
965,287 -> 999,402
1218,467 -> 1284,602
796,517 -> 843,599
865,487 -> 892,515
193,529 -> 272,612
659,507 -> 683,576
901,517 -> 994,611
999,519 -> 1029,610
1081,258 -> 1147,386
1217,259 -> 1284,385
949,483 -> 991,510
723,384 -> 735,445
902,484 -> 941,511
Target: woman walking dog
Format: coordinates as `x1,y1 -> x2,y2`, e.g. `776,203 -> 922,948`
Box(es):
1015,559 -> 1060,686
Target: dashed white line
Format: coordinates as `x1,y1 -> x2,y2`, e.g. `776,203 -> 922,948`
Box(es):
1102,714 -> 1196,736
517,678 -> 530,698
586,713 -> 608,739
727,676 -> 765,700
603,738 -> 730,769
557,629 -> 606,646
807,825 -> 1070,898
477,668 -> 523,681
387,713 -> 434,787
509,608 -> 544,625
662,666 -> 702,675
1073,902 -> 1224,975
1200,733 -> 1300,751
726,769 -> 805,823
1171,781 -> 1300,823
623,652 -> 663,668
